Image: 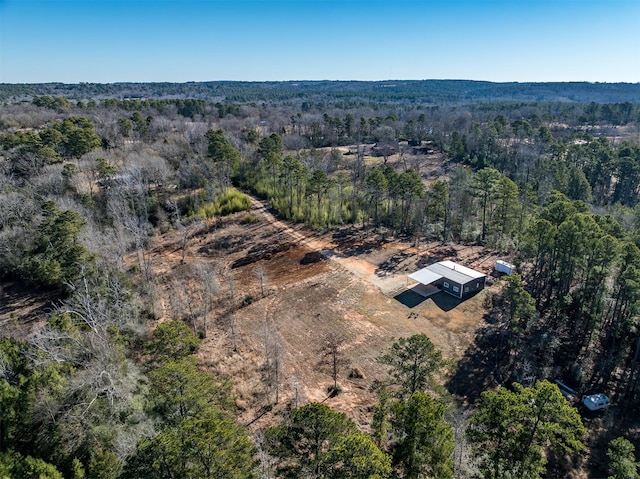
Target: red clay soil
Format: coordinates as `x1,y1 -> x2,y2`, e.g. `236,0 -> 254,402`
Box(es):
133,196 -> 503,430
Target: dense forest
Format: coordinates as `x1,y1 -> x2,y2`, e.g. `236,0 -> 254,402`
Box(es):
1,80 -> 639,104
1,81 -> 640,478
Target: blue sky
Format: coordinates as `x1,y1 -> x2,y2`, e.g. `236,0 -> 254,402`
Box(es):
1,0 -> 639,83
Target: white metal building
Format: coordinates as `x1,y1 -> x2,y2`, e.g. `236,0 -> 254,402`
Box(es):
409,260 -> 486,299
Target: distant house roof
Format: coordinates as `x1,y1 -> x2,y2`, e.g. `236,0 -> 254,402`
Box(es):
410,260 -> 485,286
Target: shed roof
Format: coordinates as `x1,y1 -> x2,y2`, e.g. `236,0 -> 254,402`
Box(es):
410,261 -> 485,286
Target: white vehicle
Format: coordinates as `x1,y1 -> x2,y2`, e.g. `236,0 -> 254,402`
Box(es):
582,393 -> 610,411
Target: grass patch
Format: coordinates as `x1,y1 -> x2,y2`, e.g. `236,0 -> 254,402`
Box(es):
241,214 -> 260,224
192,188 -> 252,219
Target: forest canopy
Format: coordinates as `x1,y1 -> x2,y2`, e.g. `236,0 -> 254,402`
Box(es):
0,80 -> 639,478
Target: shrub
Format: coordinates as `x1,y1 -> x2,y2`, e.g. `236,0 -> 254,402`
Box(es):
195,202 -> 217,219
241,214 -> 260,224
192,188 -> 252,219
242,294 -> 254,306
328,384 -> 342,397
216,189 -> 252,215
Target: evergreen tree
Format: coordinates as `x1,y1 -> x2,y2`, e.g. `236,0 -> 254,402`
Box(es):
324,432 -> 392,479
266,402 -> 356,478
607,436 -> 640,479
467,380 -> 585,479
390,392 -> 454,479
378,334 -> 446,398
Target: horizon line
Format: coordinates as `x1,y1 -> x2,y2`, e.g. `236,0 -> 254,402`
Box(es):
3,79 -> 640,86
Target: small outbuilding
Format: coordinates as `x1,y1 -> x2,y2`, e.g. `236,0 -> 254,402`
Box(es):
409,260 -> 486,299
494,259 -> 516,276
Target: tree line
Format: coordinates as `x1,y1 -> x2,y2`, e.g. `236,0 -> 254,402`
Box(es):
2,80 -> 639,104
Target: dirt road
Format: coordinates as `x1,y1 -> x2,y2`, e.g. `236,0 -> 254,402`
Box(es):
249,197 -> 413,295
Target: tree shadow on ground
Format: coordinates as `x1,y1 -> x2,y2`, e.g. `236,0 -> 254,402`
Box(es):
331,227 -> 386,257
0,280 -> 58,336
376,251 -> 413,276
447,320 -> 502,405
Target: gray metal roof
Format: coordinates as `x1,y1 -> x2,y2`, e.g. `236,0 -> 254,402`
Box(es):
438,260 -> 485,279
423,261 -> 485,285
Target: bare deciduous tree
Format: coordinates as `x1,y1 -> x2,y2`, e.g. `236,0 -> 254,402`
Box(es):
255,263 -> 268,298
27,270 -> 150,460
318,332 -> 349,393
451,408 -> 479,479
261,311 -> 283,405
192,261 -> 219,338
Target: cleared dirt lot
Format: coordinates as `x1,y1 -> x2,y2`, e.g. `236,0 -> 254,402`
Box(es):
141,197 -> 502,428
